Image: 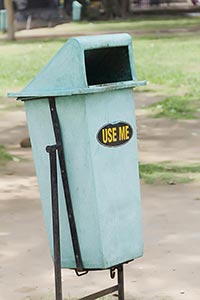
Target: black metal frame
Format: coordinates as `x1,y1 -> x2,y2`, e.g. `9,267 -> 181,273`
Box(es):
48,97 -> 83,272
46,97 -> 125,300
46,144 -> 63,300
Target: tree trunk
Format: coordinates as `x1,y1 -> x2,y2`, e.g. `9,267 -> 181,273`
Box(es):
4,0 -> 15,40
121,0 -> 130,18
64,0 -> 72,15
78,0 -> 88,18
103,0 -> 121,19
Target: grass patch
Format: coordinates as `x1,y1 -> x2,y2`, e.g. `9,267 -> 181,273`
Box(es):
133,34 -> 200,119
0,145 -> 14,164
0,39 -> 64,96
139,162 -> 200,184
149,95 -> 197,119
134,36 -> 200,90
0,16 -> 199,120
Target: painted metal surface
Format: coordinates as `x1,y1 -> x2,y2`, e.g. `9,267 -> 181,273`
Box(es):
0,9 -> 7,32
72,1 -> 82,21
9,34 -> 145,269
24,89 -> 143,269
46,143 -> 125,300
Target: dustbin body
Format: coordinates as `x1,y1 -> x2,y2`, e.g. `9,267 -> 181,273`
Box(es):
9,34 -> 146,270
0,9 -> 7,32
72,1 -> 82,21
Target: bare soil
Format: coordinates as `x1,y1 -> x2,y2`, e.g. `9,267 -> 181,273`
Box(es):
0,95 -> 199,300
135,93 -> 200,164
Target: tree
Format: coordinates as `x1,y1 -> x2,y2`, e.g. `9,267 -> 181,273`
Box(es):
4,0 -> 15,40
64,0 -> 72,15
77,0 -> 88,18
103,0 -> 131,19
120,0 -> 130,18
103,0 -> 120,18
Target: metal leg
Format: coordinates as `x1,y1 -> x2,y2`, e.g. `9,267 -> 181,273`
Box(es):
46,145 -> 63,300
117,265 -> 124,300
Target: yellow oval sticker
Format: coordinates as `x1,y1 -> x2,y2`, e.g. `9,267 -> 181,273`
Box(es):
97,122 -> 133,147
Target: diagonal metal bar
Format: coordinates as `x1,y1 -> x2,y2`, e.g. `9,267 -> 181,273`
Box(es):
48,97 -> 84,271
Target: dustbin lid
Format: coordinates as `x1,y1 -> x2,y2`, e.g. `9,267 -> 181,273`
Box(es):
8,34 -> 146,100
72,1 -> 82,8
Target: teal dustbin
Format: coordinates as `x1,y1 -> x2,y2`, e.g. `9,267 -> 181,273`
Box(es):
9,34 -> 146,270
72,1 -> 82,21
0,9 -> 7,32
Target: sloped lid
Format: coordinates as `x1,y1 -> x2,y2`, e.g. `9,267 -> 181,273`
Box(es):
8,34 -> 146,100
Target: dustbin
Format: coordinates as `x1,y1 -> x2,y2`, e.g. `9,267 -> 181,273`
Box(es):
0,9 -> 7,32
72,1 -> 82,21
9,34 -> 146,271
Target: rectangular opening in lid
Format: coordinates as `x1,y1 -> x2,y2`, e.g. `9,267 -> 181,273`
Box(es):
84,46 -> 132,86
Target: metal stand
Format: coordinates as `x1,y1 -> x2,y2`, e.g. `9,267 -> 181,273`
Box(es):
46,97 -> 125,300
46,145 -> 62,300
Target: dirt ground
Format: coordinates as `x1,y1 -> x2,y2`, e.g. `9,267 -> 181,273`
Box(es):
0,93 -> 199,300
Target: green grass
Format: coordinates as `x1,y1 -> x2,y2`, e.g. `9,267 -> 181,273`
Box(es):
134,35 -> 200,89
0,145 -> 14,164
139,162 -> 200,184
134,34 -> 200,119
0,16 -> 200,119
149,95 -> 198,119
0,39 -> 64,96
